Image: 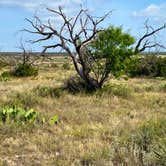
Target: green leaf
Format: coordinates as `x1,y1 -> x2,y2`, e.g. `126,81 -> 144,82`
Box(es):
49,115 -> 59,125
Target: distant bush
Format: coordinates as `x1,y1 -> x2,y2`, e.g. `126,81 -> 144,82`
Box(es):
51,63 -> 59,68
126,55 -> 166,78
12,63 -> 38,77
62,62 -> 70,70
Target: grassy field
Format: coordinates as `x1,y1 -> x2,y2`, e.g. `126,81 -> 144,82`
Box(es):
0,55 -> 166,166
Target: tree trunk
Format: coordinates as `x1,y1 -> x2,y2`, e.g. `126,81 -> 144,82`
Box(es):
77,67 -> 102,90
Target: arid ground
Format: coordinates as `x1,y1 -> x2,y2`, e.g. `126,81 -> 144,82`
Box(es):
0,55 -> 165,166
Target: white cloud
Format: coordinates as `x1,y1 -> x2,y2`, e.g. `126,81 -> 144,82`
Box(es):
0,0 -> 87,25
0,0 -> 83,12
132,3 -> 166,21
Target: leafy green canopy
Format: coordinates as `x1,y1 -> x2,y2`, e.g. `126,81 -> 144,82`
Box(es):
88,26 -> 135,77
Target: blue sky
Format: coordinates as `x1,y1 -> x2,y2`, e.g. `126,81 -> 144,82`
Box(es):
0,0 -> 166,52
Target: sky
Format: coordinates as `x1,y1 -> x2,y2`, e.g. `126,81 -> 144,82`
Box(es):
0,0 -> 166,52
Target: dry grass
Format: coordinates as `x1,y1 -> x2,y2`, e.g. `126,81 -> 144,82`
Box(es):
0,56 -> 165,165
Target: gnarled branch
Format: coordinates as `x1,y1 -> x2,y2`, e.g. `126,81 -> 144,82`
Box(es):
24,6 -> 111,89
134,21 -> 166,54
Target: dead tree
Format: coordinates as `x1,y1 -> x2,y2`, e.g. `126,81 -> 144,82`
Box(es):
24,6 -> 111,89
18,41 -> 41,66
134,21 -> 166,54
18,42 -> 30,65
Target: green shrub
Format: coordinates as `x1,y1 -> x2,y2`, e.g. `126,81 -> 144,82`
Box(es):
81,148 -> 111,166
126,55 -> 166,78
64,76 -> 94,94
153,138 -> 166,165
6,92 -> 40,109
0,59 -> 8,69
13,63 -> 38,77
159,84 -> 166,92
51,63 -> 59,68
132,119 -> 166,152
97,83 -> 133,98
34,86 -> 63,98
62,63 -> 70,70
118,118 -> 166,165
64,77 -> 133,96
0,71 -> 12,81
0,106 -> 37,123
49,115 -> 59,124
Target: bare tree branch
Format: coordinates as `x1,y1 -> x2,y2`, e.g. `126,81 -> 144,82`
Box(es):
25,6 -> 111,89
134,21 -> 166,53
17,40 -> 41,65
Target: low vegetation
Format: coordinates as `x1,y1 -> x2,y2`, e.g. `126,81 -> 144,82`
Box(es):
0,4 -> 165,165
0,63 -> 38,82
126,55 -> 166,78
0,55 -> 165,165
117,118 -> 166,165
12,63 -> 38,77
0,107 -> 37,123
0,71 -> 11,82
